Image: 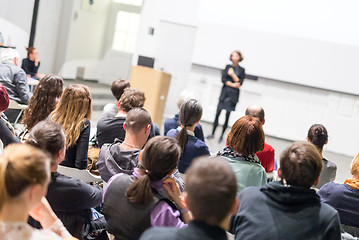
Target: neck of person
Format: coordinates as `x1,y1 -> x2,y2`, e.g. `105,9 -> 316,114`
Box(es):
115,109 -> 127,117
352,175 -> 359,181
182,124 -> 196,132
50,164 -> 58,173
232,62 -> 239,67
121,134 -> 143,150
317,147 -> 324,159
0,199 -> 29,223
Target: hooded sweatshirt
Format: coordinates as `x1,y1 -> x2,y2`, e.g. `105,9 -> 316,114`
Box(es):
232,181 -> 341,240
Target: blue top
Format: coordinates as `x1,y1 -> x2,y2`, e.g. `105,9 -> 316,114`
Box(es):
166,128 -> 210,173
164,114 -> 205,142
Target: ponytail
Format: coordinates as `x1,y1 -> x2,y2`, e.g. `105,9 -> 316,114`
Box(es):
176,127 -> 188,153
126,172 -> 153,205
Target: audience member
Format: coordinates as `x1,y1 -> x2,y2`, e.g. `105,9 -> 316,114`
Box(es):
21,47 -> 45,79
103,136 -> 191,240
231,141 -> 341,240
22,74 -> 63,131
26,121 -> 103,240
164,90 -> 205,141
0,143 -> 73,239
96,88 -> 145,148
166,99 -> 210,174
0,84 -> 19,148
318,153 -> 359,237
214,115 -> 266,193
307,124 -> 337,188
245,105 -> 275,173
140,156 -> 238,240
97,108 -> 151,182
102,79 -> 130,118
50,84 -> 92,170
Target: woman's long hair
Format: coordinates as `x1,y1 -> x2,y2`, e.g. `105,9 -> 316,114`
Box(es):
176,99 -> 202,153
22,74 -> 63,130
126,136 -> 181,205
50,84 -> 92,148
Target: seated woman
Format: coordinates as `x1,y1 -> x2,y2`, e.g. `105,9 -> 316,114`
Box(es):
26,120 -> 103,240
0,143 -> 73,239
214,115 -> 267,194
166,99 -> 210,174
307,124 -> 337,188
22,74 -> 63,133
318,153 -> 359,237
50,84 -> 92,170
103,136 -> 192,240
21,47 -> 45,80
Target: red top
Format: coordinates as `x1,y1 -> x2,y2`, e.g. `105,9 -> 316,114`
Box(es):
256,143 -> 275,172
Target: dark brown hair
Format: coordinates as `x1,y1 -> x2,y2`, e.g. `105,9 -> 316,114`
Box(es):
280,141 -> 322,188
177,99 -> 202,152
111,79 -> 130,100
126,136 -> 181,205
125,108 -> 152,133
119,88 -> 145,113
0,144 -> 50,210
307,124 -> 328,150
227,115 -> 264,156
230,50 -> 244,62
22,74 -> 64,130
26,121 -> 66,166
186,156 -> 237,225
245,105 -> 265,123
26,46 -> 36,58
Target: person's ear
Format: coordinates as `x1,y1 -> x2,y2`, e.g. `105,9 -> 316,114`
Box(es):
145,124 -> 151,134
123,122 -> 127,131
262,119 -> 265,125
306,137 -> 309,142
313,176 -> 320,187
117,100 -> 121,108
277,167 -> 281,178
55,148 -> 66,164
325,139 -> 328,145
230,197 -> 240,215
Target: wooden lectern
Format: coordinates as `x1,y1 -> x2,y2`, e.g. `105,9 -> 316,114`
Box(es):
129,66 -> 171,127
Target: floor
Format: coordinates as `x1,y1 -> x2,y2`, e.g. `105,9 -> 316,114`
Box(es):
70,79 -> 354,184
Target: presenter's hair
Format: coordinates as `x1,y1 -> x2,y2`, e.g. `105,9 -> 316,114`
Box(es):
280,141 -> 322,188
230,50 -> 244,62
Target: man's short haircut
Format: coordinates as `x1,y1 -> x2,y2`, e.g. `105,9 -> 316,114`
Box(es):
280,141 -> 322,188
245,105 -> 265,123
177,90 -> 195,109
350,153 -> 359,176
1,48 -> 20,63
227,115 -> 265,156
125,108 -> 152,133
111,79 -> 130,101
119,88 -> 146,112
186,156 -> 237,225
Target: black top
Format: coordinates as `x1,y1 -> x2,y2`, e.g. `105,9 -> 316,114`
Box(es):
21,58 -> 40,77
96,116 -> 126,148
0,114 -> 19,147
217,64 -> 245,111
140,220 -> 228,240
60,119 -> 90,170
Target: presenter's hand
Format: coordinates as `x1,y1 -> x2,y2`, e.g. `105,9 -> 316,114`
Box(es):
233,82 -> 241,89
228,68 -> 234,76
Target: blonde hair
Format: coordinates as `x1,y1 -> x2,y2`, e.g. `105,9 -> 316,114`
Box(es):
0,144 -> 50,210
50,84 -> 92,148
350,153 -> 359,176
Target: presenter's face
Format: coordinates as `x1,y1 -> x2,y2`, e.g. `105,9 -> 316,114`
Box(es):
231,52 -> 240,64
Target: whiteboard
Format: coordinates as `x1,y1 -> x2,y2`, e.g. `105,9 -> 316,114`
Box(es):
192,22 -> 359,95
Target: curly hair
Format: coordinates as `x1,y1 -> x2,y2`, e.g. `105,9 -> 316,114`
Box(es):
22,74 -> 63,130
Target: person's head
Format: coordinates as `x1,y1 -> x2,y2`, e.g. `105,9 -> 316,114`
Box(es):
26,46 -> 38,60
0,144 -> 50,211
176,90 -> 195,109
1,48 -> 20,66
185,156 -> 238,227
126,136 -> 181,204
26,121 -> 66,168
229,50 -> 244,64
280,141 -> 322,188
227,115 -> 265,156
50,84 -> 92,148
245,105 -> 265,124
111,79 -> 130,101
22,74 -> 64,130
119,88 -> 145,112
124,108 -> 152,146
350,153 -> 359,177
0,83 -> 9,114
307,124 -> 328,151
176,99 -> 203,152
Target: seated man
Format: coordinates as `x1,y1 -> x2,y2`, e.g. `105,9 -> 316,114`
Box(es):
140,156 -> 238,240
96,88 -> 145,148
164,90 -> 204,141
245,105 -> 275,174
231,141 -> 341,240
102,79 -> 130,118
97,107 -> 152,182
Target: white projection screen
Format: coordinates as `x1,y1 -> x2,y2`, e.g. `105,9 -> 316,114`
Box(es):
192,0 -> 359,95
